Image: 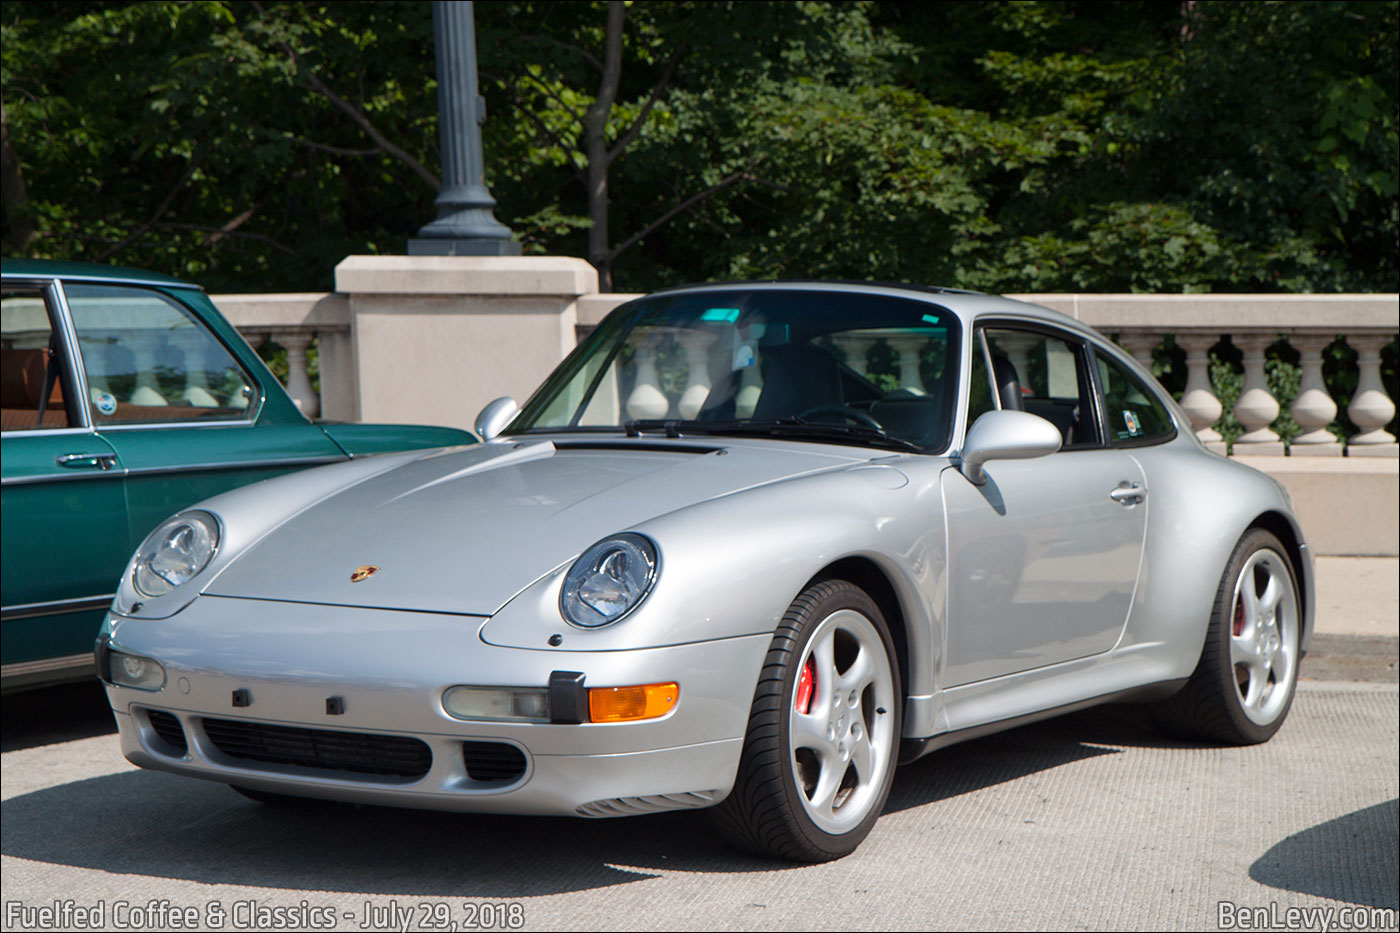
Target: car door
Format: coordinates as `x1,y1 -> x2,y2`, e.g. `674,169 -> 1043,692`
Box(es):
941,322 -> 1149,687
1,279 -> 130,684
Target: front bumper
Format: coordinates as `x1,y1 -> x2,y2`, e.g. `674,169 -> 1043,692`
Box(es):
102,596 -> 769,816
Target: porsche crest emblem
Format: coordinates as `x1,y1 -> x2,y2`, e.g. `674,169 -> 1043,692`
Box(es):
350,565 -> 380,583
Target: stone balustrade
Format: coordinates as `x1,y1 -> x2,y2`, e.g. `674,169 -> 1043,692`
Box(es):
212,273 -> 1397,460
212,293 -> 353,422
1013,294 -> 1399,457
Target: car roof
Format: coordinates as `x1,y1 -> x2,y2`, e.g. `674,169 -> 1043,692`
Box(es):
634,279 -> 1088,331
0,258 -> 198,290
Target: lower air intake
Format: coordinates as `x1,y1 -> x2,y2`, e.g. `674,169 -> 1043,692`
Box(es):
201,718 -> 431,779
145,709 -> 187,752
462,741 -> 527,783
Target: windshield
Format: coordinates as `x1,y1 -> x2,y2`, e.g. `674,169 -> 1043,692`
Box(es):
508,288 -> 962,452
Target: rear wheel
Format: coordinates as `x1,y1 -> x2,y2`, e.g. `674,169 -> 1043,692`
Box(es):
1151,529 -> 1301,744
713,579 -> 902,861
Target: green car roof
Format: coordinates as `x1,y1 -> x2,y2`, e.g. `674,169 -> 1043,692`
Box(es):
0,258 -> 199,289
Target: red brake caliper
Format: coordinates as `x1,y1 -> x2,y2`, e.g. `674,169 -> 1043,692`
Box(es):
795,657 -> 815,714
1232,598 -> 1246,637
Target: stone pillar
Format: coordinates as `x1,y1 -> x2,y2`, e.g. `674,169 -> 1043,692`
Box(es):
1117,332 -> 1159,374
889,336 -> 928,394
1286,334 -> 1342,456
831,334 -> 874,377
1231,333 -> 1284,455
626,337 -> 669,420
1175,332 -> 1226,453
676,331 -> 716,419
278,331 -> 319,418
334,256 -> 597,430
1346,334 -> 1399,456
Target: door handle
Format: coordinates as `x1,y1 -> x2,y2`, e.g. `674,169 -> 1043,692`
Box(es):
56,452 -> 118,470
1109,482 -> 1145,506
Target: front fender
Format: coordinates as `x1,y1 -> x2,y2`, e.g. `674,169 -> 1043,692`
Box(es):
479,462 -> 946,685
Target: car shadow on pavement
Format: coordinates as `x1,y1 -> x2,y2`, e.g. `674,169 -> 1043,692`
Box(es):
0,701 -> 1192,893
1250,799 -> 1400,910
1,681 -> 115,753
1,767 -> 719,895
885,701 -> 1217,814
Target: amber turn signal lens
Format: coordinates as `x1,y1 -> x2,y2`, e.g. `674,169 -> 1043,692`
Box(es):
587,682 -> 679,722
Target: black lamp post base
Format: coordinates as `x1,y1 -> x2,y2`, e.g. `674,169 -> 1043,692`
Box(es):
407,237 -> 522,257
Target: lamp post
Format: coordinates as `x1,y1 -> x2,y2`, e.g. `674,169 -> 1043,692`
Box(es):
408,0 -> 519,256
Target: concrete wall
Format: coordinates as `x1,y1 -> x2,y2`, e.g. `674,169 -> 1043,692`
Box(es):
335,256 -> 597,431
1235,456 -> 1399,557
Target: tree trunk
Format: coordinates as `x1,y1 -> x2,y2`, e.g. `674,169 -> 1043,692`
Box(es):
583,1 -> 625,292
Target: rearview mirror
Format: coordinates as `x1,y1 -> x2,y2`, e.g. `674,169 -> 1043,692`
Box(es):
475,397 -> 519,441
959,410 -> 1062,485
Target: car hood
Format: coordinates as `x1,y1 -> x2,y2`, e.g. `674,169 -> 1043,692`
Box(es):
204,438 -> 869,614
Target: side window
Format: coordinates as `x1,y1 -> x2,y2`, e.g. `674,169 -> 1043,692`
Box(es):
1,288 -> 71,431
981,327 -> 1099,449
1095,351 -> 1175,445
63,283 -> 255,425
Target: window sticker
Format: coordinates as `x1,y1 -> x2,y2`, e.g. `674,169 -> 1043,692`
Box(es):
91,388 -> 118,416
1123,410 -> 1141,436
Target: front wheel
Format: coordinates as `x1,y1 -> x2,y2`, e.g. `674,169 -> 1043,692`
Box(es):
713,580 -> 902,861
1151,528 -> 1301,744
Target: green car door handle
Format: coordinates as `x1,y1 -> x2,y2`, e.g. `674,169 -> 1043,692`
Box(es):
55,452 -> 119,470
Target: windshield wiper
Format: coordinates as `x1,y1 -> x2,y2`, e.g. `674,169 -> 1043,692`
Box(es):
623,418 -> 924,453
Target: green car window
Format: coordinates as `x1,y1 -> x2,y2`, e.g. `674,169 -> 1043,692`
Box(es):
64,283 -> 256,425
1,288 -> 72,431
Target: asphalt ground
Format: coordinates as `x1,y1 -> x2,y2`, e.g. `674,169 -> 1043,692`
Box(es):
2,559 -> 1396,932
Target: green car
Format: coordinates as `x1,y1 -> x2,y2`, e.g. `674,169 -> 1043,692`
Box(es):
1,259 -> 475,690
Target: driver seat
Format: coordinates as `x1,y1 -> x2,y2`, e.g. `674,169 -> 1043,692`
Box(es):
751,344 -> 843,420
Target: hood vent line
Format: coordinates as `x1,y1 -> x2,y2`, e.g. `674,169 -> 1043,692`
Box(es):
551,441 -> 722,455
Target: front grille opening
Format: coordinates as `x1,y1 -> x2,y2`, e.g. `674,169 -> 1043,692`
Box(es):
201,718 -> 431,779
146,709 -> 188,752
462,741 -> 527,783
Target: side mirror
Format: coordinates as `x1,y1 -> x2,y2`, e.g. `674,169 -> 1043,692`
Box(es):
959,410 -> 1062,486
475,397 -> 519,441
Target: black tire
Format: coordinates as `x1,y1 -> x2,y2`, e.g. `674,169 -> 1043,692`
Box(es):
1151,528 -> 1301,745
712,579 -> 902,862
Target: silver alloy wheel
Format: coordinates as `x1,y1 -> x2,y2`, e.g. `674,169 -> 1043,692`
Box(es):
1228,547 -> 1299,726
788,608 -> 897,834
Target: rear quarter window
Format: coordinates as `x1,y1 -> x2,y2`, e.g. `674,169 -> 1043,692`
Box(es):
1095,350 -> 1176,445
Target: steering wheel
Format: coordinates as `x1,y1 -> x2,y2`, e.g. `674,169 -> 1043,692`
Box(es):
797,405 -> 883,430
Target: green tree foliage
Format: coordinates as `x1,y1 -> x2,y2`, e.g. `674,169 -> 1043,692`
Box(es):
3,1 -> 440,291
3,0 -> 1396,296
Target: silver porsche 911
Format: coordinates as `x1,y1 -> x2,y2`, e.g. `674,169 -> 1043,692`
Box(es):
98,282 -> 1311,862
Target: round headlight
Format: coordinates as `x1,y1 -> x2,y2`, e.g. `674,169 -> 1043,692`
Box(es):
133,511 -> 220,598
559,534 -> 658,628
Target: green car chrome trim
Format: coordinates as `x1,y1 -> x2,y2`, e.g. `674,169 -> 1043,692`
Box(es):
123,454 -> 346,477
0,471 -> 129,487
0,653 -> 97,685
1,595 -> 114,621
